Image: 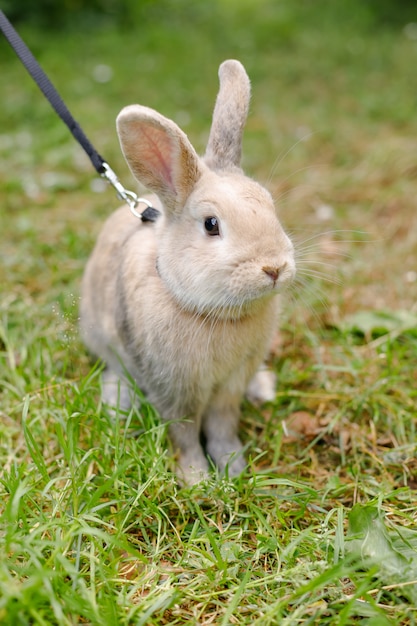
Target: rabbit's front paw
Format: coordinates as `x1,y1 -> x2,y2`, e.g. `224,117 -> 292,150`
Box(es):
177,451 -> 210,486
206,436 -> 246,478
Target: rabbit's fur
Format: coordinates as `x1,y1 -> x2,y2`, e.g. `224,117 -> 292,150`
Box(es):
80,60 -> 296,484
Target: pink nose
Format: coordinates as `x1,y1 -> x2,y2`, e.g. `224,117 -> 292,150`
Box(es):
262,266 -> 280,282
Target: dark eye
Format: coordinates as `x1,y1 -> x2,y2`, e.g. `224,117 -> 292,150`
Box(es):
204,216 -> 220,236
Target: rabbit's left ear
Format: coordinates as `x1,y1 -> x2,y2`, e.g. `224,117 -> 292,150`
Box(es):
117,105 -> 202,213
204,60 -> 251,171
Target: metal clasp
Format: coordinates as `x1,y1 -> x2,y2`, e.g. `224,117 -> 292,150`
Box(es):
100,161 -> 138,208
100,162 -> 159,221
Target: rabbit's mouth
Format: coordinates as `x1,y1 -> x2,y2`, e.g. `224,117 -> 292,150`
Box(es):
228,258 -> 296,298
185,282 -> 288,321
157,254 -> 295,321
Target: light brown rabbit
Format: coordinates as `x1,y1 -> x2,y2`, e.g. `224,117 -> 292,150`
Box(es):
80,60 -> 296,484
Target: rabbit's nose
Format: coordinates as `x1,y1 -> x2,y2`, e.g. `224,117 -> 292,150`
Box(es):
262,266 -> 280,282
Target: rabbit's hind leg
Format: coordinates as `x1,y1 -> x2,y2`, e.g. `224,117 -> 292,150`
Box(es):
246,365 -> 276,405
101,368 -> 132,413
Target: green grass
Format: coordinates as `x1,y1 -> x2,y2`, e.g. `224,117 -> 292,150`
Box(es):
1,1 -> 417,623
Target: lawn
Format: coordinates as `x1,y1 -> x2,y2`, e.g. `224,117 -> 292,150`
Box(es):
1,1 -> 417,624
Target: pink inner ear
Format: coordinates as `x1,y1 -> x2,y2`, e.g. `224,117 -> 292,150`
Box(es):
139,125 -> 176,192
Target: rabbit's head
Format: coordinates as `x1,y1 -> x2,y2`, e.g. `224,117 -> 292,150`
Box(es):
116,60 -> 295,318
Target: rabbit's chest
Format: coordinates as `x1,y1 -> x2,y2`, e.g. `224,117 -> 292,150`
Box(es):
140,300 -> 276,392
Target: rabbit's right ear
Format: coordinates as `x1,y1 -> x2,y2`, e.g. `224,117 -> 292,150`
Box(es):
116,105 -> 202,213
204,60 -> 251,171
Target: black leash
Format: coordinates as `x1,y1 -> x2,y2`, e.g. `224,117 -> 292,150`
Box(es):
0,9 -> 159,223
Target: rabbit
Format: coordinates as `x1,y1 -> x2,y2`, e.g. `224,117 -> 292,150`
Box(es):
80,59 -> 296,485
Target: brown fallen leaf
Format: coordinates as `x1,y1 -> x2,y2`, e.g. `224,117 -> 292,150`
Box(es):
282,411 -> 322,441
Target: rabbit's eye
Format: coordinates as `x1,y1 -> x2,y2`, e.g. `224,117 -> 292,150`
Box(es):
204,217 -> 220,236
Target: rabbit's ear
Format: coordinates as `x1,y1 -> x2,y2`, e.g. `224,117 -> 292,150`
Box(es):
204,60 -> 251,171
117,105 -> 202,213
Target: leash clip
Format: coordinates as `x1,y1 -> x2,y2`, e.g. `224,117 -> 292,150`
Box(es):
101,162 -> 139,210
100,162 -> 160,222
